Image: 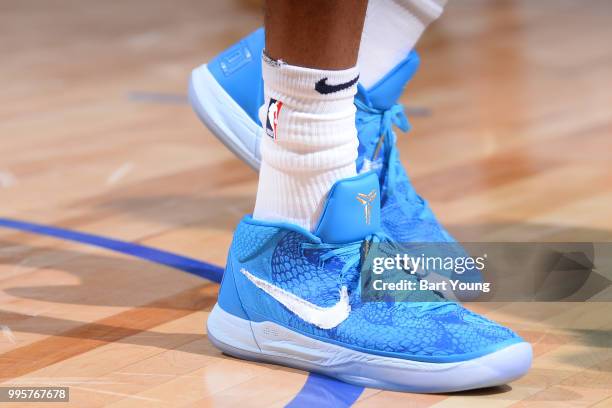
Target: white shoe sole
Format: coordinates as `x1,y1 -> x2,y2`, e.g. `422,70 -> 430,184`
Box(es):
207,303 -> 532,393
189,64 -> 262,170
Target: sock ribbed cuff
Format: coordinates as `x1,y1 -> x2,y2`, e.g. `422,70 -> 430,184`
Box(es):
262,53 -> 360,108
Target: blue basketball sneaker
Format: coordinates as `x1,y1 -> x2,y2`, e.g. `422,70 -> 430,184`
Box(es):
207,171 -> 532,392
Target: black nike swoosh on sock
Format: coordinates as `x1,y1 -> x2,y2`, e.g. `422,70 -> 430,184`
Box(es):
314,75 -> 360,95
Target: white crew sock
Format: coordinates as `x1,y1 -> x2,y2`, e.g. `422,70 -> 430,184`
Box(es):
358,0 -> 447,89
253,55 -> 359,231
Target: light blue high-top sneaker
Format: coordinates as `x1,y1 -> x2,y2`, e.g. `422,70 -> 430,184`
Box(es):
207,171 -> 532,392
189,29 -> 480,289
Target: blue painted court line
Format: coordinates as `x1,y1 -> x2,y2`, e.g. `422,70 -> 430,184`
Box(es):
0,218 -> 223,283
0,217 -> 365,407
286,373 -> 364,408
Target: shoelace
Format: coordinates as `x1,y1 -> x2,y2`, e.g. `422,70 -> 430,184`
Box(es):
301,238 -> 372,280
301,234 -> 456,313
355,99 -> 430,220
354,100 -> 410,198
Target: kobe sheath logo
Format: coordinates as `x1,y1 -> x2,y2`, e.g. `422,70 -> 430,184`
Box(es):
266,98 -> 283,140
356,190 -> 377,224
315,75 -> 359,94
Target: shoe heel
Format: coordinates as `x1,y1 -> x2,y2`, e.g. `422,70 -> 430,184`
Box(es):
207,303 -> 261,355
217,258 -> 250,320
188,65 -> 262,170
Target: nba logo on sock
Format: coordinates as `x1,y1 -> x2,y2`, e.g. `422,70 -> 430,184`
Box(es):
266,98 -> 283,140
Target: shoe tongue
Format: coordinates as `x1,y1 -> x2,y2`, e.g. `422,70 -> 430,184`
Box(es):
314,172 -> 380,244
360,50 -> 420,110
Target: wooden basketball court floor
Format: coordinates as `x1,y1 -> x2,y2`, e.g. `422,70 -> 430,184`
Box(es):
1,0 -> 611,406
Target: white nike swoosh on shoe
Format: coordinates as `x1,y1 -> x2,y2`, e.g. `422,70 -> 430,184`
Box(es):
240,268 -> 350,330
